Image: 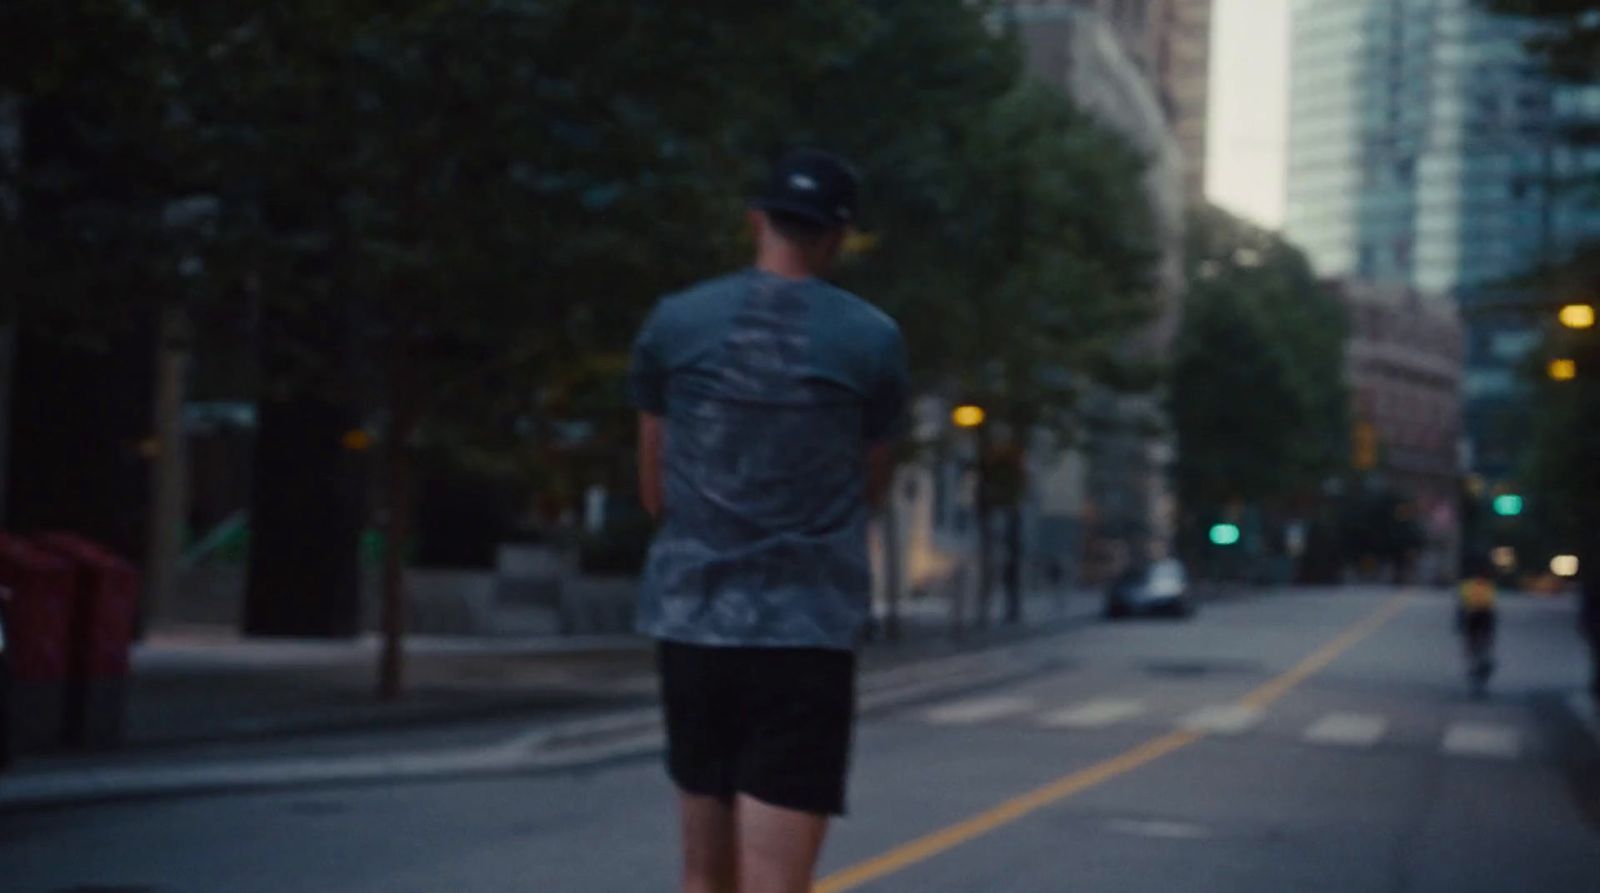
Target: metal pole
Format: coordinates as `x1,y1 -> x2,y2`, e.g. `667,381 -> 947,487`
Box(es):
143,304 -> 190,628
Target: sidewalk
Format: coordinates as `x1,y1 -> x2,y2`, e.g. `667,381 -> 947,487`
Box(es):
0,590 -> 1102,809
115,589 -> 1090,747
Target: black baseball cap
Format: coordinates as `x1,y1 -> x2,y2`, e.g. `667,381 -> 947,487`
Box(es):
749,148 -> 861,229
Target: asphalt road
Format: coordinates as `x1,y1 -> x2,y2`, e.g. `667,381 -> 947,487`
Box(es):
3,586 -> 1597,893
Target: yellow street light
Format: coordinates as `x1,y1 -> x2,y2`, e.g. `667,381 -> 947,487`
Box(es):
951,404 -> 986,429
1550,358 -> 1578,381
1559,303 -> 1596,329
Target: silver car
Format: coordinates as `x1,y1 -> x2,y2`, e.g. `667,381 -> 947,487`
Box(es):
1104,559 -> 1195,619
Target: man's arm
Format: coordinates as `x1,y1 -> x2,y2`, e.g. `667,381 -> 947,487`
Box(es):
864,326 -> 910,510
867,441 -> 895,510
638,412 -> 665,519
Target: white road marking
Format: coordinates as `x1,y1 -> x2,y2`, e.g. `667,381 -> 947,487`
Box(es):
1303,713 -> 1387,747
923,695 -> 1036,725
1038,698 -> 1147,729
1179,704 -> 1264,735
1105,818 -> 1212,840
1441,722 -> 1522,759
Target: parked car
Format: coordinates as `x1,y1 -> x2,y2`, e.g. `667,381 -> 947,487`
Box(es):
1104,559 -> 1195,619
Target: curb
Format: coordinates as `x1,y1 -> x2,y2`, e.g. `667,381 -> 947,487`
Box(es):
0,630 -> 1075,811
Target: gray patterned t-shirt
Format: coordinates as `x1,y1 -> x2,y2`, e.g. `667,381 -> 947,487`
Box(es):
628,268 -> 909,650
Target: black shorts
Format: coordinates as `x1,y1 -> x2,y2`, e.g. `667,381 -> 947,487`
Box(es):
657,640 -> 856,816
1458,608 -> 1497,638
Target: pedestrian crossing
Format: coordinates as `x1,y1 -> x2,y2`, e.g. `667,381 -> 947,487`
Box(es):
922,695 -> 1037,725
1038,698 -> 1146,729
1178,704 -> 1263,735
913,694 -> 1528,759
1303,712 -> 1387,747
1440,722 -> 1522,759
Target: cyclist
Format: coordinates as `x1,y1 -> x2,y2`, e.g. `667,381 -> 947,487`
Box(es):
1457,557 -> 1498,697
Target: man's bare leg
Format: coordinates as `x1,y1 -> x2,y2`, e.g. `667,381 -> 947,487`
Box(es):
680,792 -> 738,893
736,794 -> 830,893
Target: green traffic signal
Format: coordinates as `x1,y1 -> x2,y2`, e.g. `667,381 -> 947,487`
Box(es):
1492,494 -> 1523,517
1209,523 -> 1241,546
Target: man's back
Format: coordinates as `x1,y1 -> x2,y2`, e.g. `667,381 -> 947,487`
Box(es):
629,267 -> 908,649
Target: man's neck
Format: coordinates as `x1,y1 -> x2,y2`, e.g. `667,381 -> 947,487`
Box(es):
754,246 -> 817,281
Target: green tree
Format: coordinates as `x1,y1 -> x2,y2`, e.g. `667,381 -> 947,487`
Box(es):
1173,206 -> 1348,570
4,0 -> 1164,679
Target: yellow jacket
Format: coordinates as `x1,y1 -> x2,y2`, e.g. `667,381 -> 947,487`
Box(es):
1459,578 -> 1496,612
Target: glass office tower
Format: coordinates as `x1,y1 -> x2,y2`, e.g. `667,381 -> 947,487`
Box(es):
1287,0 -> 1600,477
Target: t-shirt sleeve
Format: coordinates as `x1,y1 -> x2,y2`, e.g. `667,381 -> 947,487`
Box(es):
627,305 -> 669,415
864,325 -> 910,443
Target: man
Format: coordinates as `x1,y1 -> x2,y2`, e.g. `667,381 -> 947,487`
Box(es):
1456,556 -> 1498,698
628,149 -> 908,893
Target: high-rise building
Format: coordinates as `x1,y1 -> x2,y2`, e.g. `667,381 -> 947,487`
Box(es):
1287,0 -> 1600,478
1154,0 -> 1214,200
1331,277 -> 1466,582
1007,1 -> 1213,199
1287,0 -> 1600,292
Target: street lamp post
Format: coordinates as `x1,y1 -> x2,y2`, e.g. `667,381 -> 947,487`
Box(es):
951,403 -> 991,631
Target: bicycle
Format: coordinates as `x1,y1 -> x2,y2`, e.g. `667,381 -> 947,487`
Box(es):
1457,575 -> 1498,699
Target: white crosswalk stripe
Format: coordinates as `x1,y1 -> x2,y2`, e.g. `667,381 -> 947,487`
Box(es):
1303,713 -> 1387,747
1441,722 -> 1522,759
922,695 -> 1036,725
1179,704 -> 1264,735
911,695 -> 1526,763
1038,698 -> 1147,729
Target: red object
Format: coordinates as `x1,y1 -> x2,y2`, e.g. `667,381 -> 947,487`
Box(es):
0,533 -> 74,683
36,533 -> 141,679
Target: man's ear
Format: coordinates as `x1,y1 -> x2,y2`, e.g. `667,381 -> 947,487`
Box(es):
747,209 -> 768,240
822,227 -> 848,264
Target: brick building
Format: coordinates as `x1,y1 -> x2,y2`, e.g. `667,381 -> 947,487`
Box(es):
1333,279 -> 1466,580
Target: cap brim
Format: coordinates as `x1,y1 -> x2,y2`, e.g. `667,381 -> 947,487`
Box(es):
748,197 -> 847,227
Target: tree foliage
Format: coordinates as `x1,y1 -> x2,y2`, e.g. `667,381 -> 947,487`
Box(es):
4,0 -> 1160,481
2,0 -> 1167,675
1172,205 -> 1348,516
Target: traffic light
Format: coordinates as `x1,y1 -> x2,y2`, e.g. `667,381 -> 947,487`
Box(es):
1492,494 -> 1523,517
1352,419 -> 1378,470
1209,523 -> 1241,546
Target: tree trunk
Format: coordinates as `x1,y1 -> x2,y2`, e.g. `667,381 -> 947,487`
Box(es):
377,407 -> 416,701
881,473 -> 904,642
243,396 -> 365,637
975,426 -> 994,630
1003,502 -> 1023,624
243,298 -> 365,638
144,304 -> 190,628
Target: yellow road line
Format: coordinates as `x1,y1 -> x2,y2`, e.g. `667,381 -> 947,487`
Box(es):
815,591 -> 1415,893
1240,593 -> 1412,710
